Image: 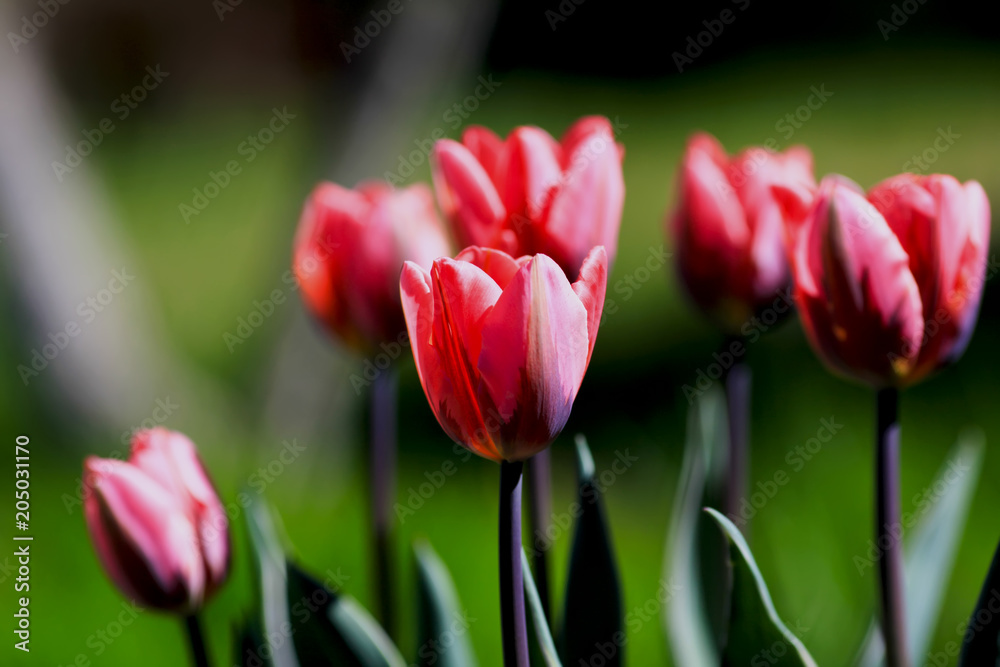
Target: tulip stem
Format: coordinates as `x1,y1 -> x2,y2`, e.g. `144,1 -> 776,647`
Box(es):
499,460 -> 529,667
876,387 -> 909,667
183,614 -> 210,667
370,367 -> 397,638
723,339 -> 751,537
527,449 -> 552,621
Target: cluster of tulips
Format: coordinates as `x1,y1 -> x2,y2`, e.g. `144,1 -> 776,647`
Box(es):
81,115 -> 995,667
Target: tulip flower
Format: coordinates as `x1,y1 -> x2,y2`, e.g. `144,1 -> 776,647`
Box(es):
782,172 -> 990,667
401,245 -> 607,463
785,173 -> 990,388
670,132 -> 816,333
401,245 -> 607,667
84,428 -> 228,666
293,180 -> 451,354
431,116 -> 624,280
292,180 -> 451,635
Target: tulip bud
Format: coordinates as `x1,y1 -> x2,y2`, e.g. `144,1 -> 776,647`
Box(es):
400,246 -> 608,462
293,181 -> 452,354
788,174 -> 990,387
669,132 -> 816,333
83,428 -> 230,612
431,117 -> 624,280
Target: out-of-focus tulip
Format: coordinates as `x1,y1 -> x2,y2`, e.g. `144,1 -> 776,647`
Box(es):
431,116 -> 624,279
84,428 -> 230,612
293,181 -> 451,353
784,173 -> 990,387
400,246 -> 608,462
669,132 -> 816,332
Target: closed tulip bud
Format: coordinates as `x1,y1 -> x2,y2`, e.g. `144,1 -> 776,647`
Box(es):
400,245 -> 608,462
293,181 -> 452,354
83,428 -> 230,613
431,116 -> 624,279
786,174 -> 991,387
669,132 -> 816,332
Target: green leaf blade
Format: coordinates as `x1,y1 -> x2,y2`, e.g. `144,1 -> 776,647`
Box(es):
414,540 -> 477,667
705,508 -> 818,666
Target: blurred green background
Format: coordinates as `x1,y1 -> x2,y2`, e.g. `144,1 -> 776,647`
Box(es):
2,1 -> 1000,665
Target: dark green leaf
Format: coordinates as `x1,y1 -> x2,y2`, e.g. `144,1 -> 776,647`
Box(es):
286,562 -> 405,667
958,533 -> 1000,666
414,540 -> 477,667
663,388 -> 728,665
234,616 -> 272,667
855,432 -> 985,667
705,508 -> 818,666
522,548 -> 562,666
560,435 -> 624,666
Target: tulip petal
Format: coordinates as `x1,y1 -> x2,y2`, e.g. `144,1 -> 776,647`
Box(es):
478,254 -> 589,460
803,181 -> 924,383
455,246 -> 529,290
462,126 -> 504,185
85,458 -> 204,611
130,429 -> 230,591
498,126 -> 564,225
293,183 -> 368,347
571,246 -> 609,365
432,139 -> 506,249
401,260 -> 503,461
546,121 -> 625,277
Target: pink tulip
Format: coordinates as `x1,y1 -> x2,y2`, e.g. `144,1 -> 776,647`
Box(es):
84,428 -> 230,612
431,116 -> 624,279
400,245 -> 608,462
786,174 -> 990,387
669,132 -> 816,332
293,181 -> 452,353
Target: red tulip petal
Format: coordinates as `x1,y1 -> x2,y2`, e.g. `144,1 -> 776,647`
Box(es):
401,260 -> 503,461
571,246 -> 608,364
497,126 -> 563,224
432,139 -> 506,249
455,246 -> 528,290
559,116 -> 613,165
478,254 -> 589,460
545,121 -> 625,277
462,126 -> 504,185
